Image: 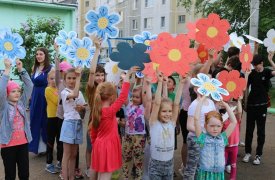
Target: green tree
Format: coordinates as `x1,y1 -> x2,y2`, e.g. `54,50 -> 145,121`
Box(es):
15,17 -> 64,74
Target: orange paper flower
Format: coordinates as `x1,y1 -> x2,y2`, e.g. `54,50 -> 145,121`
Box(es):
150,32 -> 198,76
142,62 -> 159,83
240,44 -> 253,72
196,13 -> 230,50
218,70 -> 246,101
197,44 -> 218,63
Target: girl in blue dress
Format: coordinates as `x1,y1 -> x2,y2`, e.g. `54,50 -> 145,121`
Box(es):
29,47 -> 52,154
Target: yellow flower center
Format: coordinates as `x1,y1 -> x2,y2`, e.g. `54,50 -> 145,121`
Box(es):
237,40 -> 243,46
144,40 -> 150,46
272,37 -> 275,44
226,81 -> 236,92
203,82 -> 216,92
4,42 -> 13,51
244,53 -> 249,62
66,39 -> 71,46
230,41 -> 234,47
199,51 -> 207,58
152,62 -> 159,70
98,17 -> 109,29
76,48 -> 89,60
206,26 -> 218,38
168,49 -> 181,62
112,64 -> 118,74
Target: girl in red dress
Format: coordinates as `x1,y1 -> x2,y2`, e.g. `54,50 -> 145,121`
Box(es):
90,66 -> 139,180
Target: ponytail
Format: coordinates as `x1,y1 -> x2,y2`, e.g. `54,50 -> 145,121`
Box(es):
90,92 -> 102,129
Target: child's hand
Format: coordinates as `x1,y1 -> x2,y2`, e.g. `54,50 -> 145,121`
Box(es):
163,76 -> 168,84
208,49 -> 215,58
144,75 -> 152,84
128,66 -> 140,75
91,35 -> 102,49
156,69 -> 163,82
179,75 -> 186,84
238,95 -> 243,101
268,51 -> 274,61
16,59 -> 23,72
194,41 -> 200,49
75,104 -> 85,112
4,59 -> 11,70
75,67 -> 82,76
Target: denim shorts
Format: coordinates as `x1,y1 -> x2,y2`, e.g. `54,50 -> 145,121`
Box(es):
60,119 -> 83,144
86,132 -> 92,152
149,158 -> 174,180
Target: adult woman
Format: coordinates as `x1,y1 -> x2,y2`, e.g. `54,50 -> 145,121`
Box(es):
29,47 -> 52,154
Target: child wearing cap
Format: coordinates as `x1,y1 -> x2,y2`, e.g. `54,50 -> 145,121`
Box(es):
0,59 -> 33,180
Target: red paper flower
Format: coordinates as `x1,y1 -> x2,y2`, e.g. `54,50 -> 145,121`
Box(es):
218,70 -> 246,101
197,44 -> 218,63
196,13 -> 230,50
142,62 -> 159,83
240,44 -> 253,72
186,20 -> 198,40
150,32 -> 198,76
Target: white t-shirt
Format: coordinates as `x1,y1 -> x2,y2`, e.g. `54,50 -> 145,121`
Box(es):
187,98 -> 216,136
150,121 -> 175,161
61,88 -> 85,120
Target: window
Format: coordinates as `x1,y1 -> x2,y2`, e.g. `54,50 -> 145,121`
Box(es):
145,0 -> 152,7
161,16 -> 165,27
132,20 -> 138,29
85,1 -> 89,7
162,0 -> 166,4
133,0 -> 138,9
119,30 -> 123,37
144,18 -> 152,29
178,15 -> 186,24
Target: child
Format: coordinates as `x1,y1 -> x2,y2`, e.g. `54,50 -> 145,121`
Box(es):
223,97 -> 243,180
60,67 -> 86,180
45,69 -> 62,174
194,96 -> 237,180
148,71 -> 185,179
0,59 -> 33,180
122,85 -> 146,180
90,66 -> 139,180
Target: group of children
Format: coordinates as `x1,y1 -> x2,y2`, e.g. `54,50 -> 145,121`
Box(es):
0,35 -> 275,180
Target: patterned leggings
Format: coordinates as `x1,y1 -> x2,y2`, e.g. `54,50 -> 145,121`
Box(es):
122,134 -> 146,180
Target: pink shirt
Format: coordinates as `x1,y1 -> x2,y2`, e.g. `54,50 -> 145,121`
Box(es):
1,108 -> 27,148
223,118 -> 240,147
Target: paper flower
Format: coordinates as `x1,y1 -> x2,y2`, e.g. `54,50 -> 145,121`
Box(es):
223,32 -> 245,52
55,30 -> 77,54
0,31 -> 26,63
244,35 -> 263,44
217,70 -> 246,101
186,21 -> 198,40
133,31 -> 157,50
67,37 -> 95,68
191,73 -> 229,101
110,42 -> 150,70
142,62 -> 158,83
197,44 -> 218,63
150,32 -> 197,76
240,44 -> 253,72
85,6 -> 121,41
196,13 -> 230,50
136,71 -> 144,78
263,29 -> 275,52
105,59 -> 122,85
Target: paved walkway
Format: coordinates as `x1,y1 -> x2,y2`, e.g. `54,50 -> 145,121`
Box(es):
0,112 -> 274,180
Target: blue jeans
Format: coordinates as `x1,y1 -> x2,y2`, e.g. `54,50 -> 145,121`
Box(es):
149,158 -> 174,180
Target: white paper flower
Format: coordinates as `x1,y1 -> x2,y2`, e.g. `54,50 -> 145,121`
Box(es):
105,59 -> 122,85
244,35 -> 263,44
263,29 -> 275,52
223,32 -> 245,52
190,73 -> 229,101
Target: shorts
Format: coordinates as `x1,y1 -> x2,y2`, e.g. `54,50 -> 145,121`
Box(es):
179,109 -> 189,144
149,158 -> 174,180
86,132 -> 92,152
60,119 -> 83,144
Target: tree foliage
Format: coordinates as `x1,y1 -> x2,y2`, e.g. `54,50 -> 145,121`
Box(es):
15,17 -> 64,74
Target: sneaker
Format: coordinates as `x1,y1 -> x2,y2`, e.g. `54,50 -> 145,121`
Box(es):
85,168 -> 91,178
253,155 -> 261,165
75,168 -> 84,179
242,153 -> 251,163
59,171 -> 64,180
45,164 -> 57,174
55,161 -> 62,172
239,141 -> 245,147
225,165 -> 231,174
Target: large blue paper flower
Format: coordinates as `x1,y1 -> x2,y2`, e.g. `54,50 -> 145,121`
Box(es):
0,31 -> 26,62
191,73 -> 229,101
85,6 -> 121,41
67,37 -> 95,68
134,31 -> 158,50
110,42 -> 151,70
55,30 -> 77,54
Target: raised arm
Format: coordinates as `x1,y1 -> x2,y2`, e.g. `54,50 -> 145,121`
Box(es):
162,76 -> 168,98
172,76 -> 185,123
87,36 -> 101,88
194,96 -> 205,137
54,43 -> 61,87
143,75 -> 152,121
268,51 -> 275,70
222,101 -> 237,137
0,59 -> 11,109
149,71 -> 163,125
66,68 -> 82,99
236,96 -> 243,121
